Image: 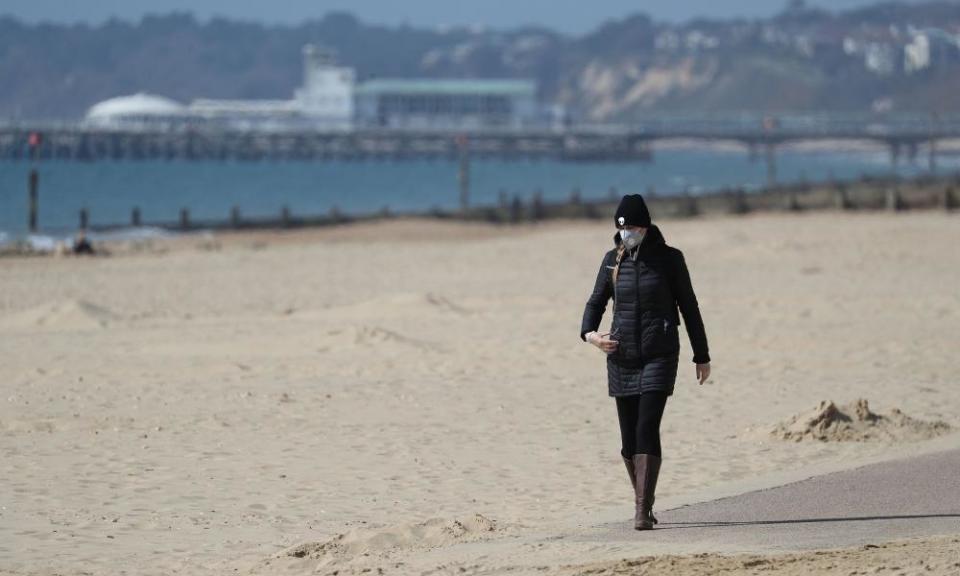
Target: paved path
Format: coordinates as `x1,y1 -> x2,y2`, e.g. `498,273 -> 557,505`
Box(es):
582,448 -> 960,554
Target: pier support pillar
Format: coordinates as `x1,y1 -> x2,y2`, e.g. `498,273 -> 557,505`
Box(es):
907,142 -> 918,164
457,136 -> 470,213
889,142 -> 901,174
28,169 -> 39,233
765,143 -> 777,187
79,208 -> 88,230
132,207 -> 141,227
929,139 -> 937,174
231,206 -> 241,228
180,208 -> 190,229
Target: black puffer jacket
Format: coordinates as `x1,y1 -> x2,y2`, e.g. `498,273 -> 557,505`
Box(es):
580,224 -> 710,397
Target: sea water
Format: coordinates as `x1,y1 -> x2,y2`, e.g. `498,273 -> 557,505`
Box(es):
0,146 -> 951,241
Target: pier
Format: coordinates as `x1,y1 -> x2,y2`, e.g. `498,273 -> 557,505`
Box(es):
3,115 -> 960,178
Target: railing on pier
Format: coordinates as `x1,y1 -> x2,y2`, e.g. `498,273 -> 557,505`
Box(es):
3,114 -> 960,165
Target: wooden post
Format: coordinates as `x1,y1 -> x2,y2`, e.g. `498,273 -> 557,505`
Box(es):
678,193 -> 699,218
569,187 -> 581,204
180,208 -> 190,229
281,205 -> 291,227
131,207 -> 141,227
583,200 -> 598,220
510,195 -> 522,223
329,205 -> 341,224
731,188 -> 749,214
531,189 -> 544,222
785,190 -> 801,212
230,206 -> 241,228
941,187 -> 955,211
834,184 -> 851,210
28,169 -> 39,233
79,208 -> 89,230
498,188 -> 508,209
886,187 -> 903,212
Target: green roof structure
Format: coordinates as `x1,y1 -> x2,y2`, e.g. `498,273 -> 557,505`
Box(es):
356,79 -> 536,97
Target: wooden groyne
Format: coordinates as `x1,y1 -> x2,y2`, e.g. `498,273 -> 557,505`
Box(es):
78,172 -> 957,236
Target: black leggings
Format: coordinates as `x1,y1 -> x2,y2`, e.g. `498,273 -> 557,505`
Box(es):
615,392 -> 668,458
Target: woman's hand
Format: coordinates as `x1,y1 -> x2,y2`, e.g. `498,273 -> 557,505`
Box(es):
695,362 -> 711,385
587,331 -> 619,355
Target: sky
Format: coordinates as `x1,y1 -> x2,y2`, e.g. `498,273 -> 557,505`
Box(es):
0,0 -> 937,34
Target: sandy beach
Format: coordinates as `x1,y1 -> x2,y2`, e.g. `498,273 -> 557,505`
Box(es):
1,210 -> 959,575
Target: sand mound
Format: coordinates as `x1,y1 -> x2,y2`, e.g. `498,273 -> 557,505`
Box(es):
771,399 -> 950,443
255,515 -> 498,575
1,299 -> 120,331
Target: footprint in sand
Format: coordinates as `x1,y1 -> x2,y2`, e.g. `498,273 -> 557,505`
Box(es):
260,515 -> 498,573
325,325 -> 442,352
0,299 -> 121,331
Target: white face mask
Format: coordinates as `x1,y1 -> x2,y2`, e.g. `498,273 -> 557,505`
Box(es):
619,228 -> 646,250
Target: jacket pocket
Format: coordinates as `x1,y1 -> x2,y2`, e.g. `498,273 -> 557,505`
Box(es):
642,316 -> 680,358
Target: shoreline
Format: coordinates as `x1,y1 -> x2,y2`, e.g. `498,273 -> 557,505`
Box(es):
3,169 -> 958,258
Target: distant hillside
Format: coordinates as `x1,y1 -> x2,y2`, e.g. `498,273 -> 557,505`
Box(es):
2,1 -> 960,121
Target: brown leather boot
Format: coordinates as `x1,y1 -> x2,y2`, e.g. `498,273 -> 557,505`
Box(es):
631,454 -> 661,530
622,455 -> 637,493
646,455 -> 661,525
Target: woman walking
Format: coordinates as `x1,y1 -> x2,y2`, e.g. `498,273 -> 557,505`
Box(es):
580,194 -> 711,530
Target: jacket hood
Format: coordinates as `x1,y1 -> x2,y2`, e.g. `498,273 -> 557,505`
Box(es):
613,223 -> 666,250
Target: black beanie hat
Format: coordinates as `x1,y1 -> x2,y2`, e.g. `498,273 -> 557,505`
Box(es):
614,194 -> 651,228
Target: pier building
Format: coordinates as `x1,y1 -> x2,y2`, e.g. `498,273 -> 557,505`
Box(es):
354,79 -> 538,129
81,45 -> 540,130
